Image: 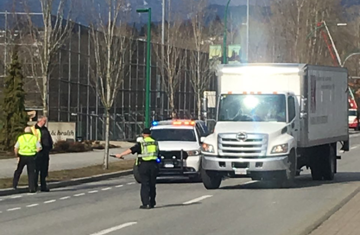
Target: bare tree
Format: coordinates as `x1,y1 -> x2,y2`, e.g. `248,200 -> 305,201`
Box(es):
153,16 -> 187,117
25,0 -> 73,117
186,0 -> 214,119
88,0 -> 132,169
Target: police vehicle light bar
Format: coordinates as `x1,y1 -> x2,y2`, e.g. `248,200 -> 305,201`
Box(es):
172,120 -> 195,126
151,120 -> 195,126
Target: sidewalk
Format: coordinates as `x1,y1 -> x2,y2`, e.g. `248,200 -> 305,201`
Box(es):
310,190 -> 360,235
0,141 -> 135,179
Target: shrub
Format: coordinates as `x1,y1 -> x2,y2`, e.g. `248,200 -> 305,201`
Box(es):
68,142 -> 86,152
52,141 -> 70,153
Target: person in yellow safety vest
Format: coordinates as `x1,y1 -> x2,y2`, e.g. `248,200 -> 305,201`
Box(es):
13,127 -> 42,193
115,128 -> 159,209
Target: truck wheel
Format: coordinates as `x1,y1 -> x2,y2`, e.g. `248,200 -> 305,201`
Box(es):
201,168 -> 222,189
322,145 -> 335,180
133,164 -> 141,183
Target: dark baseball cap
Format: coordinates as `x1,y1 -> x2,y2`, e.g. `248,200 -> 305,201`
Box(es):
142,128 -> 151,134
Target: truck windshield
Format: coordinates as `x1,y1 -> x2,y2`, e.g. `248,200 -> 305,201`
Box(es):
218,94 -> 286,122
151,129 -> 197,142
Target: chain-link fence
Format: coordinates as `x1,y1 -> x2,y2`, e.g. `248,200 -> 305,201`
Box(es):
0,12 -> 217,141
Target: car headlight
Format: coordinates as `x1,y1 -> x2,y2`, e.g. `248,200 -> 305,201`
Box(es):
201,143 -> 215,153
271,144 -> 288,154
187,150 -> 200,156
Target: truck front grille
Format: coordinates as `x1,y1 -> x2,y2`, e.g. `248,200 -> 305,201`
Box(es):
218,133 -> 268,158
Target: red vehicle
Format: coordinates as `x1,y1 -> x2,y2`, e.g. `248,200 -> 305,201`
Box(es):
349,109 -> 359,130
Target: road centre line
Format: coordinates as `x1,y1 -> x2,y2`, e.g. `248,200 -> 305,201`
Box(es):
7,207 -> 21,212
89,222 -> 138,235
183,195 -> 213,205
44,200 -> 56,204
26,204 -> 39,208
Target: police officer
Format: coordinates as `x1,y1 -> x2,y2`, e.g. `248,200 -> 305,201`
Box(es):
115,128 -> 159,209
13,127 -> 42,193
31,116 -> 53,192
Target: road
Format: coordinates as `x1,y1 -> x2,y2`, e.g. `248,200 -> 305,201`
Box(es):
1,134 -> 360,235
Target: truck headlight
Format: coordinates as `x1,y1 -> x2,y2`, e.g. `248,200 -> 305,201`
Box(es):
271,144 -> 288,154
201,143 -> 215,153
187,150 -> 200,156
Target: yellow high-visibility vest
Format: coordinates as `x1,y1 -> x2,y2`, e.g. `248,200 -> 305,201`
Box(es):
17,134 -> 38,156
31,126 -> 41,141
138,137 -> 158,162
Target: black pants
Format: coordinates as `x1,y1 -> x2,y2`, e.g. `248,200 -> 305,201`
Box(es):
35,149 -> 50,190
138,161 -> 159,206
13,155 -> 36,191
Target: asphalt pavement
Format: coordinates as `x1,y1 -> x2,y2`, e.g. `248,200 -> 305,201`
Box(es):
1,133 -> 360,235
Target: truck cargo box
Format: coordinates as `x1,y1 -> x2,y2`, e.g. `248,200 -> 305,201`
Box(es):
216,63 -> 349,148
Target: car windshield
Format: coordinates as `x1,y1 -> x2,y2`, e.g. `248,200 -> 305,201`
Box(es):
218,94 -> 286,122
151,129 -> 197,142
349,110 -> 357,116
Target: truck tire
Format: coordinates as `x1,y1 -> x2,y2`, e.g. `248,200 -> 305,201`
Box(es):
322,145 -> 335,180
133,164 -> 141,183
201,168 -> 222,189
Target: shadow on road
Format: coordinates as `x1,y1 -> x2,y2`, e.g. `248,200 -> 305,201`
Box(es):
154,202 -> 200,209
220,172 -> 360,190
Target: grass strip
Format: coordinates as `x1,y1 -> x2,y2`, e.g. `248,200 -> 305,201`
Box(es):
0,159 -> 135,189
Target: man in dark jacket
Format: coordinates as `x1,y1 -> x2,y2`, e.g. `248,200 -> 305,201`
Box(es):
32,116 -> 53,192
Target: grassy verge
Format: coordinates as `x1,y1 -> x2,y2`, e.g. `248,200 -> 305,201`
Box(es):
0,159 -> 135,189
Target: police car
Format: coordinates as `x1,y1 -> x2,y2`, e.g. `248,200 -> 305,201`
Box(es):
133,119 -> 209,182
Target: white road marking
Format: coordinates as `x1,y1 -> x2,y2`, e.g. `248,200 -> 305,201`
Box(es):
350,145 -> 360,150
44,200 -> 56,204
242,180 -> 257,186
74,193 -> 85,197
127,182 -> 135,185
101,187 -> 112,191
11,195 -> 22,199
26,204 -> 39,208
115,185 -> 124,188
7,207 -> 21,212
88,190 -> 98,194
0,198 -> 3,201
60,196 -> 71,200
183,195 -> 213,205
89,222 -> 138,235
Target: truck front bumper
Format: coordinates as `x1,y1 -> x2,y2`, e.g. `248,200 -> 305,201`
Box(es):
202,155 -> 289,176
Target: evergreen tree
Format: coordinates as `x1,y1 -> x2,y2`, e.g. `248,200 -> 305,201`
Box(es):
0,47 -> 29,151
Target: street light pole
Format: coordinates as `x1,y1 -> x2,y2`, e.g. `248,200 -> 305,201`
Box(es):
137,8 -> 152,128
223,0 -> 231,64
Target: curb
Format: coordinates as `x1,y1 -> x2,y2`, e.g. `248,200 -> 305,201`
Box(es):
0,169 -> 133,197
299,186 -> 360,235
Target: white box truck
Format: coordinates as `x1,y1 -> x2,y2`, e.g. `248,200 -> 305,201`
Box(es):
200,64 -> 350,189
